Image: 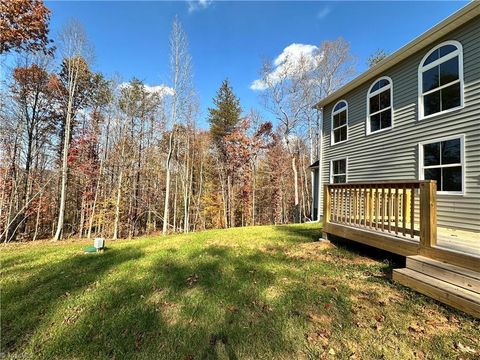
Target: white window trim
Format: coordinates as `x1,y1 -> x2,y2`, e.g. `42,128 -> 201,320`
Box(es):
418,134 -> 465,196
329,157 -> 348,184
418,40 -> 464,121
366,76 -> 394,136
330,100 -> 348,146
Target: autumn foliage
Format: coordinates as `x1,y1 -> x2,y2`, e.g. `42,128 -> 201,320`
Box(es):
0,0 -> 52,54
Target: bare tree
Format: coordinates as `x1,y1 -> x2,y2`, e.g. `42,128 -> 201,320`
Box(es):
53,20 -> 93,240
256,38 -> 355,222
162,17 -> 193,235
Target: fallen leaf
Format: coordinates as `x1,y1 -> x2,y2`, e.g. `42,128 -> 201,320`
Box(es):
455,342 -> 476,354
186,274 -> 199,286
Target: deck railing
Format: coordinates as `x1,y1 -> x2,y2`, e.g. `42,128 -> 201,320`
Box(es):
323,180 -> 437,248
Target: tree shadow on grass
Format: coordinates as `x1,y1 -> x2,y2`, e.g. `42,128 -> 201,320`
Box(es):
1,246 -> 144,355
274,224 -> 403,276
4,241 -> 353,360
273,224 -> 322,244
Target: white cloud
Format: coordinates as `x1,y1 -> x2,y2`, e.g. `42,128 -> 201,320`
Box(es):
187,0 -> 212,13
119,82 -> 174,97
250,43 -> 322,91
316,6 -> 331,20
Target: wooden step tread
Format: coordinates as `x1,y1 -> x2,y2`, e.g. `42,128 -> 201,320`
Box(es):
393,268 -> 480,318
408,255 -> 480,280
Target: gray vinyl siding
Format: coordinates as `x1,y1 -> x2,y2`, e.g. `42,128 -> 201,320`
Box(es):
319,17 -> 480,232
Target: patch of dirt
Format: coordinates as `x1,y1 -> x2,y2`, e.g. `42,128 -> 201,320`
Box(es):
285,242 -> 335,261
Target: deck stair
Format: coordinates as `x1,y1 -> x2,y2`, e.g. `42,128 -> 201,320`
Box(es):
393,255 -> 480,318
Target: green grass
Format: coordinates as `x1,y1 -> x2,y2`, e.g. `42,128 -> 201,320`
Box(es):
1,224 -> 479,359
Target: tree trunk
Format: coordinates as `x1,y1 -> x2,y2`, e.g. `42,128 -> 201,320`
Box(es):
53,58 -> 79,241
162,130 -> 175,235
292,156 -> 299,223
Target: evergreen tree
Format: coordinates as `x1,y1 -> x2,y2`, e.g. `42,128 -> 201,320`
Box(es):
208,79 -> 242,155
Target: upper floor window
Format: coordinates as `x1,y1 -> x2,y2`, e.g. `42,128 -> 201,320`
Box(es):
367,77 -> 393,135
419,41 -> 463,119
331,100 -> 348,145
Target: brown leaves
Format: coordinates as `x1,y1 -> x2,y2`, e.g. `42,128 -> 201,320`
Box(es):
62,305 -> 84,325
408,322 -> 425,337
0,0 -> 53,54
186,273 -> 199,286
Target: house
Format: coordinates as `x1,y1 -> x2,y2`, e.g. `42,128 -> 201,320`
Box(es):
312,2 -> 480,317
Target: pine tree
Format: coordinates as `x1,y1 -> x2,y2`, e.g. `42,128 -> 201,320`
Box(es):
208,79 -> 242,156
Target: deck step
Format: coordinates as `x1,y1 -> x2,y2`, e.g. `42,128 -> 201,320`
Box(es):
393,268 -> 480,318
406,255 -> 480,294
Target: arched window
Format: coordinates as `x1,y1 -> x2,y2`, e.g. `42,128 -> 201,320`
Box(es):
419,41 -> 463,119
331,100 -> 348,145
367,77 -> 393,134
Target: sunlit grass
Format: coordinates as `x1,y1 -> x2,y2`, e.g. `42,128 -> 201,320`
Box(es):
1,224 -> 479,359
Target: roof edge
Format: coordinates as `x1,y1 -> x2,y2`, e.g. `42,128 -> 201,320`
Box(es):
314,1 -> 480,109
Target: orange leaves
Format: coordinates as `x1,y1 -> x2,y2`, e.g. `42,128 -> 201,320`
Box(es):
0,0 -> 52,54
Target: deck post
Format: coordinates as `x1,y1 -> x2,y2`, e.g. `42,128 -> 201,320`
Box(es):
322,184 -> 331,240
419,180 -> 437,249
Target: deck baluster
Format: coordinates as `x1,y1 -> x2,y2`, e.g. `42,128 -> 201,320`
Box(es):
394,184 -> 399,235
388,186 -> 392,233
410,184 -> 415,238
402,186 -> 407,236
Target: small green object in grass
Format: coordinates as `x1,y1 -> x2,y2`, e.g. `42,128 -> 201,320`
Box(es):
84,246 -> 97,253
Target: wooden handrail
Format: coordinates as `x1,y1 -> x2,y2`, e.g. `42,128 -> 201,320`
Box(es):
323,180 -> 437,248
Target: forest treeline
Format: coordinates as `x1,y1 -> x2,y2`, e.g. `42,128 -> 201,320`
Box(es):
0,0 -> 355,241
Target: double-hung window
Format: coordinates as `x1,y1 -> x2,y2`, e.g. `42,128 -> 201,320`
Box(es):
419,135 -> 464,194
367,77 -> 393,134
331,100 -> 348,145
419,41 -> 463,119
330,159 -> 347,184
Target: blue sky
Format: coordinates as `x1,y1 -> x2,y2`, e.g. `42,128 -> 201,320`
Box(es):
45,0 -> 468,128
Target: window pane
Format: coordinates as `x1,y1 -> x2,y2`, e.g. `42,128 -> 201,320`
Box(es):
334,129 -> 341,143
423,66 -> 439,92
371,81 -> 381,92
441,138 -> 460,164
379,79 -> 389,89
425,168 -> 442,191
333,111 -> 346,128
369,94 -> 380,114
443,166 -> 462,192
334,175 -> 346,184
424,49 -> 439,66
424,142 -> 440,166
441,82 -> 461,111
334,101 -> 346,112
334,127 -> 347,143
424,90 -> 441,116
339,126 -> 347,142
379,89 -> 391,110
440,56 -> 459,85
333,159 -> 346,175
439,44 -> 457,57
380,110 -> 392,129
370,113 -> 381,132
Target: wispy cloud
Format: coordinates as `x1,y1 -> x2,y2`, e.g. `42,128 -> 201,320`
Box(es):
187,0 -> 212,13
250,43 -> 322,91
316,6 -> 331,20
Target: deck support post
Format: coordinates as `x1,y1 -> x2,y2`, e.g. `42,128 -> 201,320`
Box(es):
419,180 -> 437,249
322,184 -> 331,240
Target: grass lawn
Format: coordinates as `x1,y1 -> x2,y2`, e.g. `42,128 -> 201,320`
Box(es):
1,223 -> 479,359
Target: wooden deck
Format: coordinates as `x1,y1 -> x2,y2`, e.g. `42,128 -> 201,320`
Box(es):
322,180 -> 480,317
